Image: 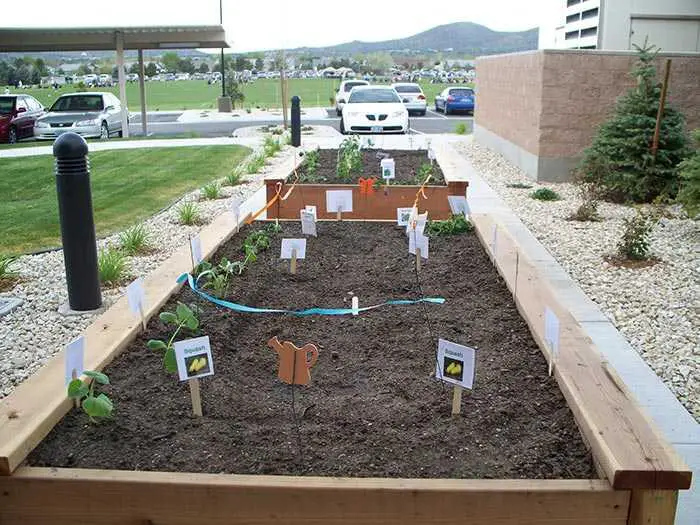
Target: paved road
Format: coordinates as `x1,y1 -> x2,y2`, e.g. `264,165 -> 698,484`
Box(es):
129,109 -> 472,137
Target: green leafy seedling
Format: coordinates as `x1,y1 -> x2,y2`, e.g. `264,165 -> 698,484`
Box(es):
67,370 -> 114,423
426,214 -> 474,236
147,302 -> 200,374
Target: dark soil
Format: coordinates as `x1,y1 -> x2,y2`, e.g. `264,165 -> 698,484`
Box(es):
298,149 -> 445,185
29,223 -> 596,480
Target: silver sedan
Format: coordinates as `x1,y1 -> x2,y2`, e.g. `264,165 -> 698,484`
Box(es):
34,92 -> 126,140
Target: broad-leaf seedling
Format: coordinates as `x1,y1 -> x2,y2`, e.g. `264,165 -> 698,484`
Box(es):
67,370 -> 114,423
147,302 -> 200,373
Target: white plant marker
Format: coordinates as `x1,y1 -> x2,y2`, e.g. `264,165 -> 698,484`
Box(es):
228,199 -> 241,233
300,209 -> 317,237
397,207 -> 413,226
544,307 -> 560,376
448,195 -> 470,218
174,336 -> 214,417
189,235 -> 202,269
65,336 -> 85,408
281,239 -> 307,274
326,190 -> 353,221
436,339 -> 477,416
126,277 -> 147,330
352,296 -> 359,316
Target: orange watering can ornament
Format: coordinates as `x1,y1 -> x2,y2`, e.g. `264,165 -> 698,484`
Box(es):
268,336 -> 319,386
358,177 -> 376,196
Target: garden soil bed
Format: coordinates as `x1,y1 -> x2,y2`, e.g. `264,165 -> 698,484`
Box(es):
297,149 -> 445,185
28,222 -> 595,480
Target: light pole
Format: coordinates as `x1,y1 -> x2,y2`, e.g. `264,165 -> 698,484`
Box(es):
220,0 -> 225,98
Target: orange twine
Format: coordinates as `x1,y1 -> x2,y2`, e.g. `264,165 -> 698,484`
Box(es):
358,177 -> 376,195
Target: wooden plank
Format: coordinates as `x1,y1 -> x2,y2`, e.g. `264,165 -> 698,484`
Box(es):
265,181 -> 456,220
0,467 -> 629,525
0,208 -> 250,475
470,213 -> 691,491
628,490 -> 678,525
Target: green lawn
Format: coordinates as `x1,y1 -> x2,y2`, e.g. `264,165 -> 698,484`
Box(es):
0,145 -> 249,254
4,79 -> 467,112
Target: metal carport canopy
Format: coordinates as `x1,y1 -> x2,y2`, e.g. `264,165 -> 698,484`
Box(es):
0,26 -> 229,137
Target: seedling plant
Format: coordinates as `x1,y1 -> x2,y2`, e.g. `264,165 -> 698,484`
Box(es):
336,136 -> 363,182
147,303 -> 200,373
67,370 -> 114,423
426,214 -> 473,236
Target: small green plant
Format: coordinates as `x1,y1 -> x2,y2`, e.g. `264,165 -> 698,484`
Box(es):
506,182 -> 534,189
530,188 -> 562,201
224,166 -> 245,187
305,149 -> 320,175
246,152 -> 267,174
336,136 -> 362,182
263,222 -> 283,235
67,370 -> 114,423
201,181 -> 222,200
119,224 -> 151,255
454,122 -> 467,135
263,136 -> 282,156
617,208 -> 657,260
176,201 -> 201,225
416,162 -> 434,182
98,247 -> 127,286
426,214 -> 474,236
0,255 -> 19,285
147,303 -> 200,374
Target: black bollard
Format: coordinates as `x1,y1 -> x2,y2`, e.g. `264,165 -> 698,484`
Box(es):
291,95 -> 301,147
54,133 -> 102,311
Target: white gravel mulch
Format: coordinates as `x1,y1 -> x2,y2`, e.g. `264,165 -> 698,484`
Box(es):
455,141 -> 699,421
0,145 -> 296,399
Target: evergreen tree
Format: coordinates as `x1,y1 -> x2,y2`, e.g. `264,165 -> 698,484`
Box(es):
677,130 -> 700,217
577,42 -> 689,202
224,74 -> 245,109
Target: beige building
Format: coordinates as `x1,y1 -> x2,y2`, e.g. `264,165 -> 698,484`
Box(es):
539,0 -> 700,52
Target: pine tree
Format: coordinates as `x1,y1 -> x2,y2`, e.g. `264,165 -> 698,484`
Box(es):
577,42 -> 689,203
677,129 -> 700,217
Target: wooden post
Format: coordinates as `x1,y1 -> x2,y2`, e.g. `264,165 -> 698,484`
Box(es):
336,208 -> 342,221
416,247 -> 421,272
628,489 -> 678,525
189,378 -> 202,417
651,59 -> 672,159
290,248 -> 297,274
451,386 -> 462,416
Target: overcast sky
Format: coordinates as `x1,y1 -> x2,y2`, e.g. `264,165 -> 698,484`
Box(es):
4,0 -> 558,52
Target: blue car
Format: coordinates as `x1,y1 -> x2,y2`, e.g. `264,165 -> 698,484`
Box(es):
434,87 -> 475,115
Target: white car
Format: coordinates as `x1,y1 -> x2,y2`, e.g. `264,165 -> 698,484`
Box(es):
340,86 -> 409,135
34,92 -> 126,140
391,82 -> 427,116
335,79 -> 369,116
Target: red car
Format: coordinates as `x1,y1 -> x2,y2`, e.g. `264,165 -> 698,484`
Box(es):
0,94 -> 45,143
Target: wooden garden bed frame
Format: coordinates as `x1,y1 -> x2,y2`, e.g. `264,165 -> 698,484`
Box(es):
0,148 -> 691,524
263,147 -> 468,220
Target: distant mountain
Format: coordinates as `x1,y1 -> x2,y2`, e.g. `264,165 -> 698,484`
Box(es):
290,22 -> 538,56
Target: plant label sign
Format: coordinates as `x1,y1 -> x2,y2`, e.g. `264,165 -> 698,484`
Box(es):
407,212 -> 428,236
190,236 -> 203,267
544,306 -> 560,375
300,210 -> 317,237
174,336 -> 214,381
305,205 -> 317,221
126,277 -> 145,316
281,238 -> 307,259
428,148 -> 436,161
448,195 -> 470,217
436,339 -> 476,390
64,336 -> 85,385
397,207 -> 414,226
380,158 -> 395,180
326,189 -> 353,213
409,232 -> 429,259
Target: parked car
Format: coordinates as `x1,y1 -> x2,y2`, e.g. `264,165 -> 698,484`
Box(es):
335,79 -> 370,116
391,82 -> 427,116
126,73 -> 139,82
0,94 -> 45,143
34,92 -> 126,140
98,74 -> 113,87
340,86 -> 408,135
434,86 -> 475,115
82,74 -> 98,86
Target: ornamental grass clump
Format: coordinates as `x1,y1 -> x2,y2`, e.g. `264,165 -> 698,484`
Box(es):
530,188 -> 561,201
119,224 -> 152,255
98,247 -> 127,286
176,201 -> 201,226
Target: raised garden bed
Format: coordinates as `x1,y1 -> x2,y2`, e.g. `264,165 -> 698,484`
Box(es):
265,146 -> 468,220
27,222 -> 596,479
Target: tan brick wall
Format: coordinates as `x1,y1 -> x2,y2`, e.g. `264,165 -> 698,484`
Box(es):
475,51 -> 544,156
476,50 -> 700,161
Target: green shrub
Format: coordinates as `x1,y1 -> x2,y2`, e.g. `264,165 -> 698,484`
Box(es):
617,208 -> 657,260
119,224 -> 151,255
201,181 -> 222,200
336,136 -> 362,182
246,152 -> 267,174
677,129 -> 700,217
577,42 -> 690,203
176,201 -> 201,225
98,247 -> 127,285
426,214 -> 474,236
263,136 -> 282,157
224,166 -> 245,186
454,123 -> 467,135
530,188 -> 562,201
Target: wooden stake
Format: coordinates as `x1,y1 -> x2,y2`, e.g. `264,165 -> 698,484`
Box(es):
336,208 -> 342,221
451,386 -> 463,416
651,59 -> 672,159
189,378 -> 202,417
290,248 -> 297,274
416,247 -> 421,272
70,370 -> 80,408
137,303 -> 147,331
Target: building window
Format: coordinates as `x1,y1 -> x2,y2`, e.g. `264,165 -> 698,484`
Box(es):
582,7 -> 598,20
580,26 -> 598,38
566,0 -> 581,6
566,13 -> 581,24
565,30 -> 580,40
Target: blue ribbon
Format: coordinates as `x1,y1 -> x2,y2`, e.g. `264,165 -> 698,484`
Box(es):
177,273 -> 445,317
